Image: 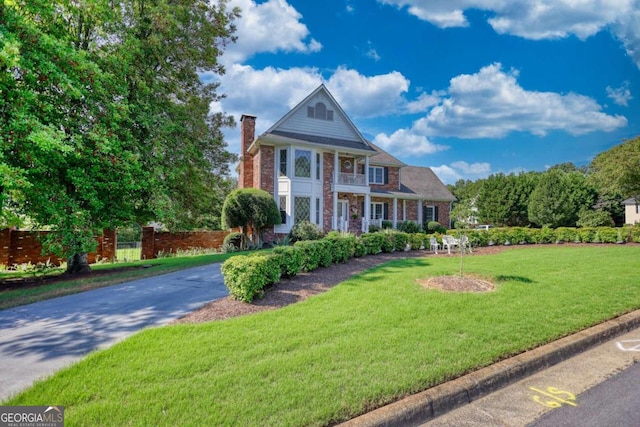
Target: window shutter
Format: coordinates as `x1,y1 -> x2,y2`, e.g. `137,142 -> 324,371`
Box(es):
384,167 -> 389,184
361,201 -> 365,218
384,203 -> 389,220
434,206 -> 439,221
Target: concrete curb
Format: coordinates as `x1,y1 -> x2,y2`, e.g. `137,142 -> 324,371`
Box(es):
340,309 -> 640,427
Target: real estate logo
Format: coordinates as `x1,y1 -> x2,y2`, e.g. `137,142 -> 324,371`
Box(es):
0,406 -> 64,427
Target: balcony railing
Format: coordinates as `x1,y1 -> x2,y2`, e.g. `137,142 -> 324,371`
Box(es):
337,173 -> 366,186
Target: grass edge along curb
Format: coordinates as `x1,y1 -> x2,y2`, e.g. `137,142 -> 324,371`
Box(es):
341,309 -> 640,427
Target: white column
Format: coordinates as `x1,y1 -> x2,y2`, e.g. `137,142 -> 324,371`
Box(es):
365,156 -> 370,186
393,197 -> 398,229
333,151 -> 339,229
364,193 -> 371,232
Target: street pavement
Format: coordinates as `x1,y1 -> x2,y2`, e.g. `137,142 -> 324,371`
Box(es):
421,328 -> 640,426
0,263 -> 228,402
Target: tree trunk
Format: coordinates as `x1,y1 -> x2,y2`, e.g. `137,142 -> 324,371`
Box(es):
67,253 -> 91,274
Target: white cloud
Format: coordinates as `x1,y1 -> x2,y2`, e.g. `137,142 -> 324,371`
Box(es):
224,0 -> 321,65
379,0 -> 640,68
430,161 -> 492,184
405,91 -> 444,113
373,129 -> 449,156
606,82 -> 633,106
414,63 -> 627,138
213,65 -> 415,153
326,67 -> 410,118
366,48 -> 381,61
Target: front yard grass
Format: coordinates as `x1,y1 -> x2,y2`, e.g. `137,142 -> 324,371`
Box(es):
5,245 -> 640,426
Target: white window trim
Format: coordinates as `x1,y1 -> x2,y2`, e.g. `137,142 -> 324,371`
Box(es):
369,166 -> 384,184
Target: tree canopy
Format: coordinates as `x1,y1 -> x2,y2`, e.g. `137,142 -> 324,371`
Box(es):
589,135 -> 640,201
1,0 -> 239,272
221,188 -> 281,248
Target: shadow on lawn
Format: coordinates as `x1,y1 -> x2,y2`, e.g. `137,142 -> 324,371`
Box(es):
494,275 -> 535,284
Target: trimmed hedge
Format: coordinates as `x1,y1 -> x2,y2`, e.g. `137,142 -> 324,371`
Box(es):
221,253 -> 280,303
221,225 -> 640,303
272,246 -> 303,278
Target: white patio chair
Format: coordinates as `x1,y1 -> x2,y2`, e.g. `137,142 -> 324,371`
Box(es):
429,237 -> 440,254
442,235 -> 459,254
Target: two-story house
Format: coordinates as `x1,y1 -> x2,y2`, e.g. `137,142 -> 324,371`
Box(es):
238,85 -> 455,237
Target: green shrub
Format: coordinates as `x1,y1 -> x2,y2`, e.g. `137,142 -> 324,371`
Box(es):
596,227 -> 618,243
318,239 -> 334,267
360,233 -> 385,255
467,230 -> 488,247
390,231 -> 410,251
576,209 -> 615,227
487,228 -> 508,245
381,220 -> 393,230
396,221 -> 421,234
325,232 -> 356,263
577,227 -> 597,243
506,227 -> 529,244
272,246 -> 303,278
353,239 -> 367,257
294,240 -> 321,271
409,233 -> 428,250
631,226 -> 640,243
380,231 -> 395,253
221,253 -> 280,303
426,221 -> 447,234
554,227 -> 578,243
223,232 -> 243,248
290,220 -> 324,242
294,240 -> 333,271
618,226 -> 632,243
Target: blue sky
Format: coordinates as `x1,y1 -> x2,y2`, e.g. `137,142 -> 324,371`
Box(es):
205,0 -> 640,184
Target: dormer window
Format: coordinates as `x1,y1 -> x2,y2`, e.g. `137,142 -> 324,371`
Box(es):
307,102 -> 334,121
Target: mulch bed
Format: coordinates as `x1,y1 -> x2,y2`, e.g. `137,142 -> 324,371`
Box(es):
175,246 -> 507,324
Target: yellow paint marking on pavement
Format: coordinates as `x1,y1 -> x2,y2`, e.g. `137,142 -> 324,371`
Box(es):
530,386 -> 578,408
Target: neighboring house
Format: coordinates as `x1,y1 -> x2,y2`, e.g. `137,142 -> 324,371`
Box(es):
624,198 -> 640,225
238,85 -> 455,237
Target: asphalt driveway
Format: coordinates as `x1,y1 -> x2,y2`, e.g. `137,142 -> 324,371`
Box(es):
0,263 -> 228,402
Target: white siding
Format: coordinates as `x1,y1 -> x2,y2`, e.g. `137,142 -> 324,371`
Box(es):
277,93 -> 361,141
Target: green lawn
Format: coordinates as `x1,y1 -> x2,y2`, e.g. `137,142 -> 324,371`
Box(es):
0,252 -> 247,310
5,246 -> 640,426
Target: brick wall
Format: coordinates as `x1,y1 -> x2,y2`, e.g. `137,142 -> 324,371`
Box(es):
0,228 -> 116,267
239,115 -> 256,188
259,145 -> 275,194
322,152 -> 335,231
140,227 -> 231,259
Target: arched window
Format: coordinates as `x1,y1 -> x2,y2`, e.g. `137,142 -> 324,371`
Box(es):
315,102 -> 326,120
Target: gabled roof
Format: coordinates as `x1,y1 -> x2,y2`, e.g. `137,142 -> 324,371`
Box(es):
623,197 -> 638,205
253,84 -> 374,153
367,142 -> 406,167
400,166 -> 456,202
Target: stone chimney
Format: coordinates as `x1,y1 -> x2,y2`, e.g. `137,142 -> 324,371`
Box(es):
239,114 -> 256,188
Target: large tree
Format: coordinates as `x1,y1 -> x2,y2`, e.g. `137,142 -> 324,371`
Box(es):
1,0 -> 239,272
589,135 -> 640,202
221,189 -> 281,249
528,169 -> 597,228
